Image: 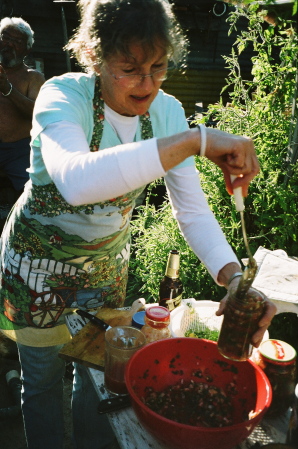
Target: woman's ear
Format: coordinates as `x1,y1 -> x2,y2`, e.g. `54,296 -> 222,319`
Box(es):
85,48 -> 101,74
92,62 -> 101,75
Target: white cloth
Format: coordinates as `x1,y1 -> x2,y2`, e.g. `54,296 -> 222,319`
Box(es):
252,246 -> 298,314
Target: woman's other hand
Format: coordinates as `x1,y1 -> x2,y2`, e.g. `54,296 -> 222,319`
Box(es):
216,278 -> 277,348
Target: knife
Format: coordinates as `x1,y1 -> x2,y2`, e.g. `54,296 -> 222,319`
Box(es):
230,175 -> 257,298
76,309 -> 112,331
97,395 -> 131,414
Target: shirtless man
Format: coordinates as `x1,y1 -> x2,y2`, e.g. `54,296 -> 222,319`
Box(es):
0,17 -> 45,195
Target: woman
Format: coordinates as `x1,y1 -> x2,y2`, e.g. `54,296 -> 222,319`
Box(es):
0,1 -> 275,448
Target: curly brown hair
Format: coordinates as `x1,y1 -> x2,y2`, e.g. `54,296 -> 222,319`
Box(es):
66,0 -> 188,72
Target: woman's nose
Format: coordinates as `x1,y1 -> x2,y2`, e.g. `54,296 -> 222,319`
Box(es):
138,74 -> 155,89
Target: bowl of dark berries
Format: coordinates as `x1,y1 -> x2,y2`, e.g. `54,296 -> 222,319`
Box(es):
125,338 -> 271,449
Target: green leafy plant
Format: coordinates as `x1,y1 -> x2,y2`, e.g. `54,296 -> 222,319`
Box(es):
199,4 -> 298,257
127,182 -> 225,304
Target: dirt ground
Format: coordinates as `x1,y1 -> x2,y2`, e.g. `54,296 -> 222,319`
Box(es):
0,336 -> 120,449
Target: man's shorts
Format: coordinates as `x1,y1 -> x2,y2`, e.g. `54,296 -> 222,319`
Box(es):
0,137 -> 30,191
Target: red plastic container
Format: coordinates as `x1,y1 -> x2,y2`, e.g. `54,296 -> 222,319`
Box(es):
125,338 -> 272,449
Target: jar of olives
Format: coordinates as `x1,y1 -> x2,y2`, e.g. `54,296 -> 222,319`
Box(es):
256,339 -> 297,416
217,286 -> 266,362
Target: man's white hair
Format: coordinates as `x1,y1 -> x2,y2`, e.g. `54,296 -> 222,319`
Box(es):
0,17 -> 34,49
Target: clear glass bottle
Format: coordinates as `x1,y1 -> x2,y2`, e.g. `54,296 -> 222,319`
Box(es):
141,306 -> 171,343
217,286 -> 266,361
255,339 -> 297,416
159,249 -> 183,311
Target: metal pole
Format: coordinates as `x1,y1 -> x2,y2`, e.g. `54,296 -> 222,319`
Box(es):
61,5 -> 72,72
53,0 -> 75,72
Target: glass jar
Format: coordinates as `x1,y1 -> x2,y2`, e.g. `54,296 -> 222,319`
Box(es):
217,286 -> 266,361
255,339 -> 297,416
141,306 -> 171,343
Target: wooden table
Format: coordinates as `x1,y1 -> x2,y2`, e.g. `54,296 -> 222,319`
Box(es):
65,313 -> 291,449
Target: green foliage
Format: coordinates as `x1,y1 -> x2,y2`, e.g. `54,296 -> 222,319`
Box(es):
201,4 -> 298,258
127,179 -> 227,304
228,0 -> 298,16
126,5 -> 298,305
127,186 -> 215,303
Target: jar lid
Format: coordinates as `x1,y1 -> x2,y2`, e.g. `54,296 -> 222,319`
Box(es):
132,311 -> 146,329
146,306 -> 170,322
259,339 -> 296,364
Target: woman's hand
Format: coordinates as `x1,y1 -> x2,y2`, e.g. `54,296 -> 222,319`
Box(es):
204,127 -> 260,197
216,278 -> 277,348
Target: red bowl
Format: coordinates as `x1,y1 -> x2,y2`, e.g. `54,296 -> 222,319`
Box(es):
125,338 -> 272,449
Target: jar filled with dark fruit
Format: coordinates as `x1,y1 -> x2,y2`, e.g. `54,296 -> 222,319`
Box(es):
217,286 -> 266,362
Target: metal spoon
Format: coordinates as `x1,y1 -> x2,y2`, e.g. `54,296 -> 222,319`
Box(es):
231,176 -> 257,299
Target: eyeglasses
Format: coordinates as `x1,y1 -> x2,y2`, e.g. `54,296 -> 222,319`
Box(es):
0,32 -> 26,47
107,63 -> 175,87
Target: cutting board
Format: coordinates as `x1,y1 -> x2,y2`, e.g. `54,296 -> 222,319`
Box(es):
59,299 -> 145,370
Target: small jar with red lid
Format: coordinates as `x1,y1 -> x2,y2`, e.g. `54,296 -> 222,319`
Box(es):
255,339 -> 297,416
141,306 -> 171,343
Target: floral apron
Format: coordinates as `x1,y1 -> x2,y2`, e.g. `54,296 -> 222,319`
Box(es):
0,80 -> 153,330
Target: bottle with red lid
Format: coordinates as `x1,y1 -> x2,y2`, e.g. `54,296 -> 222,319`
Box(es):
255,339 -> 297,416
141,306 -> 171,343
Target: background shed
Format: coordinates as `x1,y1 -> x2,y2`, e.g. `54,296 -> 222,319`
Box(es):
0,0 -> 295,115
0,0 -> 254,116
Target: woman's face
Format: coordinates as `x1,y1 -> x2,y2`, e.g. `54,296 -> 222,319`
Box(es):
97,42 -> 168,116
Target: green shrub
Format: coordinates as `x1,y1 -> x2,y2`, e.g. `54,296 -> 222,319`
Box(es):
200,4 -> 298,256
